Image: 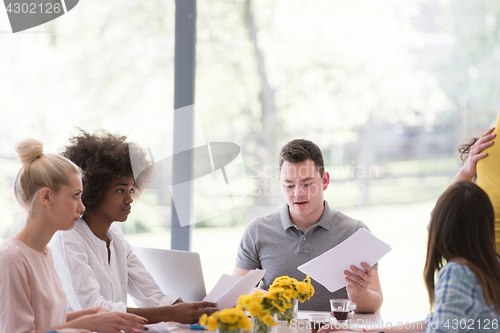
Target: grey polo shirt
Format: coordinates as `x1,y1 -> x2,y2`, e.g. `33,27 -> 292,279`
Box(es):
235,201 -> 378,311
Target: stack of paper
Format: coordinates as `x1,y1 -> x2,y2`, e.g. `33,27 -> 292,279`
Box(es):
298,228 -> 391,292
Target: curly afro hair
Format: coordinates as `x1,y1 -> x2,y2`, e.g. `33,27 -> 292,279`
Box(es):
60,129 -> 149,217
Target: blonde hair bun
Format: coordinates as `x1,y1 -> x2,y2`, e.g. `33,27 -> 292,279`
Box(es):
16,139 -> 44,166
14,139 -> 81,214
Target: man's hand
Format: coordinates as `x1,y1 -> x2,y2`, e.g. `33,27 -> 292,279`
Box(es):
343,264 -> 382,313
344,262 -> 372,296
169,301 -> 218,324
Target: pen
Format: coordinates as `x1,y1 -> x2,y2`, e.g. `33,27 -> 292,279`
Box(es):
177,324 -> 206,330
190,325 -> 206,330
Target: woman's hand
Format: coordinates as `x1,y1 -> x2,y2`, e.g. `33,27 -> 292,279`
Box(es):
84,312 -> 148,333
95,306 -> 111,314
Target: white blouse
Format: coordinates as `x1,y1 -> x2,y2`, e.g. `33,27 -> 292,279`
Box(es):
0,238 -> 67,333
50,219 -> 177,312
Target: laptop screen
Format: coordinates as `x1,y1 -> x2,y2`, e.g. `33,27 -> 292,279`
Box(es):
132,246 -> 207,302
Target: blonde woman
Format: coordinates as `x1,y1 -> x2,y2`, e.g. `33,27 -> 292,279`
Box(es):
0,139 -> 148,333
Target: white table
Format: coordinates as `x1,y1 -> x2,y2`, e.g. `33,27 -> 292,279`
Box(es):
164,311 -> 427,333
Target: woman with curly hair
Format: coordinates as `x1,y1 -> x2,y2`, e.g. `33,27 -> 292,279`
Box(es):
0,139 -> 147,333
50,130 -> 217,324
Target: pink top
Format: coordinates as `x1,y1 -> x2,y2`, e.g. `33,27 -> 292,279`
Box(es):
0,238 -> 67,333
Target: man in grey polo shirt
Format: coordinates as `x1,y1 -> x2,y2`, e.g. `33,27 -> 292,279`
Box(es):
233,139 -> 383,312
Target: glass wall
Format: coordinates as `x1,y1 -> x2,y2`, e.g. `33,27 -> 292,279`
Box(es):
2,0 -> 499,314
0,0 -> 176,236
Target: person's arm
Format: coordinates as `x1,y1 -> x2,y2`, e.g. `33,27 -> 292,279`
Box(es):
233,267 -> 250,276
233,223 -> 269,294
450,127 -> 495,185
66,306 -> 104,322
344,263 -> 382,313
234,221 -> 262,275
127,301 -> 218,324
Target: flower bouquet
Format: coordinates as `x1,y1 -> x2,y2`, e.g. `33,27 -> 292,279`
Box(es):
237,289 -> 291,333
269,275 -> 315,324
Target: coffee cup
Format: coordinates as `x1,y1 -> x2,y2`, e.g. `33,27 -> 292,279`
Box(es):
329,299 -> 357,322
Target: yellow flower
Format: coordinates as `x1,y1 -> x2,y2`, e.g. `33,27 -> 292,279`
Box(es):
247,302 -> 263,316
240,315 -> 252,330
306,280 -> 315,298
259,310 -> 268,318
201,307 -> 252,331
296,281 -> 308,293
280,280 -> 293,288
283,289 -> 294,299
199,314 -> 207,327
270,276 -> 292,289
262,315 -> 275,326
270,275 -> 315,305
237,294 -> 249,307
222,311 -> 239,326
267,291 -> 277,300
207,315 -> 219,331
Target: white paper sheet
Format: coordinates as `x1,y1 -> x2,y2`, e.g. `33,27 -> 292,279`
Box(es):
144,321 -> 171,333
203,269 -> 266,309
297,228 -> 392,292
203,274 -> 241,303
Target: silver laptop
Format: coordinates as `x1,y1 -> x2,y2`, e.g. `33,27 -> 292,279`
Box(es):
133,246 -> 207,302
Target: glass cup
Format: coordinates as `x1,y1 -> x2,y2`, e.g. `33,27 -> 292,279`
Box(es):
308,314 -> 332,333
329,299 -> 357,322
